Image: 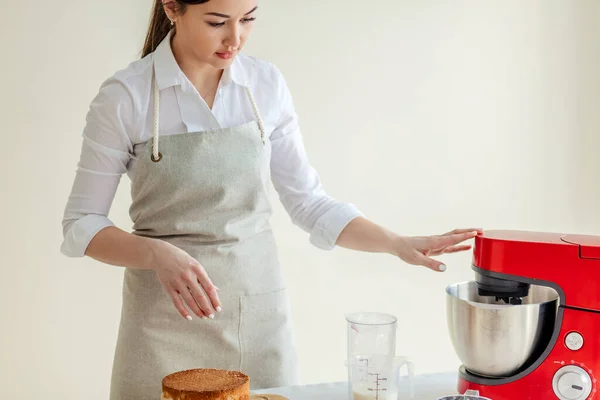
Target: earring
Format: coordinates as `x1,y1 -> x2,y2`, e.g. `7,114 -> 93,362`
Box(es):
170,19 -> 174,26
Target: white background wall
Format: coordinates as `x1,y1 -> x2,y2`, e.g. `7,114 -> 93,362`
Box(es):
1,0 -> 599,398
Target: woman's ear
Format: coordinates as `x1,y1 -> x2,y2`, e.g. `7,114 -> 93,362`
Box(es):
162,1 -> 179,23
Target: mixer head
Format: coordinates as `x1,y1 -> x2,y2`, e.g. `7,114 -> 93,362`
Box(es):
475,273 -> 531,305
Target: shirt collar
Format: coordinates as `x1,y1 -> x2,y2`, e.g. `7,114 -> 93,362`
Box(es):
220,56 -> 247,88
153,30 -> 247,90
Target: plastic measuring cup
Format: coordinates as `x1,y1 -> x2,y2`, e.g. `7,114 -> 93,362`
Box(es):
347,354 -> 415,400
346,312 -> 397,358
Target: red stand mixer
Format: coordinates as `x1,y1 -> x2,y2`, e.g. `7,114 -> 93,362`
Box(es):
446,230 -> 600,400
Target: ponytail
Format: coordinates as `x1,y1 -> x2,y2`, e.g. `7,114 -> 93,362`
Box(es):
141,0 -> 211,58
141,0 -> 173,58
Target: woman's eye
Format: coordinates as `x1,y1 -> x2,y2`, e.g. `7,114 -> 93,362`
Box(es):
206,17 -> 255,28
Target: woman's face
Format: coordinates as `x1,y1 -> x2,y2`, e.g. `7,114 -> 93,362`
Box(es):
166,0 -> 258,68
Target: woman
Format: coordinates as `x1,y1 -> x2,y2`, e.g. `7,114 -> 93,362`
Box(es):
61,0 -> 480,398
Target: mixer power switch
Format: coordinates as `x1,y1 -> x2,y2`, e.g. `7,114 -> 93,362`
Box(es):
552,365 -> 592,400
565,332 -> 584,351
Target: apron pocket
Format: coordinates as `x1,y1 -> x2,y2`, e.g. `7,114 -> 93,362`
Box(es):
239,288 -> 299,389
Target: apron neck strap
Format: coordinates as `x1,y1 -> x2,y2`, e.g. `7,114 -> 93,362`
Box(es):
152,71 -> 162,162
152,67 -> 266,162
244,85 -> 266,145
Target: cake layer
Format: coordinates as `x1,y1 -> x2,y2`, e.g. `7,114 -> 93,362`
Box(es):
162,368 -> 250,400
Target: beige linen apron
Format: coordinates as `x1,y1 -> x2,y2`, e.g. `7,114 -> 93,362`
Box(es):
108,69 -> 299,400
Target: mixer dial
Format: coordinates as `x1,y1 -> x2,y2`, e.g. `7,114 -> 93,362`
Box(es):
552,365 -> 592,400
565,332 -> 584,351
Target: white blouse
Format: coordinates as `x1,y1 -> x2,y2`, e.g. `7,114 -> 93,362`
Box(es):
60,31 -> 362,257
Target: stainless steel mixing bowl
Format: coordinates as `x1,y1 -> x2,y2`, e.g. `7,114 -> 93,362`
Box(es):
446,280 -> 559,377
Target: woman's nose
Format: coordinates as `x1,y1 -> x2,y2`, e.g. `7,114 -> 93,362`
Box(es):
223,25 -> 241,49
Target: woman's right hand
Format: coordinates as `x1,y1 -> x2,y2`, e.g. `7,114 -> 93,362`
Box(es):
149,239 -> 222,320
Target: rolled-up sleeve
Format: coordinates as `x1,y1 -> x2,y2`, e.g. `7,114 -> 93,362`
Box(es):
61,78 -> 134,257
268,65 -> 363,250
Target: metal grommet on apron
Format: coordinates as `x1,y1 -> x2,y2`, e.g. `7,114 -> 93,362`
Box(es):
150,152 -> 162,162
108,66 -> 299,400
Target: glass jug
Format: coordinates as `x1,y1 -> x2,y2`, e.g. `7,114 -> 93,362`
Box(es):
346,312 -> 397,358
347,354 -> 415,400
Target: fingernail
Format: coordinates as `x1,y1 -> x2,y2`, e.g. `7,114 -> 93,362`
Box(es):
439,264 -> 447,272
186,315 -> 192,321
216,306 -> 222,312
209,314 -> 215,319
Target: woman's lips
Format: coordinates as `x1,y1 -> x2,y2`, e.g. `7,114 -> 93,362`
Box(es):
216,51 -> 235,59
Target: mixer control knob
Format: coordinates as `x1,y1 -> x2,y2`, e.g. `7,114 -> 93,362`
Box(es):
552,365 -> 592,400
565,332 -> 584,351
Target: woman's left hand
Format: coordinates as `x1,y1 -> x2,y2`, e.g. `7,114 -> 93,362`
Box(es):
392,228 -> 483,272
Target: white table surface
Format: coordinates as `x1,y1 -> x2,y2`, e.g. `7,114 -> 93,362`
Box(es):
252,372 -> 459,399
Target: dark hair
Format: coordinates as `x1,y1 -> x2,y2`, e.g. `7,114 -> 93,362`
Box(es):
141,0 -> 210,58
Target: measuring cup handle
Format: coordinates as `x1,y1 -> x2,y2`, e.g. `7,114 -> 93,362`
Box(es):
406,361 -> 415,399
406,361 -> 415,378
396,360 -> 415,400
